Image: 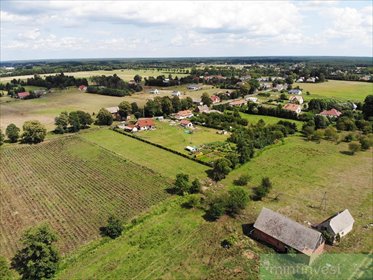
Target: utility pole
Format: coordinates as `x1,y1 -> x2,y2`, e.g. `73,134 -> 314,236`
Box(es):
320,192 -> 327,211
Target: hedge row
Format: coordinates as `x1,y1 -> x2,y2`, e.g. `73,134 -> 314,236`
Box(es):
112,127 -> 213,167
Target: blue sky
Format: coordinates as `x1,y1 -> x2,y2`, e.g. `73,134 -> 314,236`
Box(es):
1,0 -> 372,61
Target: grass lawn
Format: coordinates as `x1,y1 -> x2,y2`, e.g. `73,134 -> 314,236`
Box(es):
224,135 -> 373,253
294,80 -> 372,102
137,120 -> 229,156
80,129 -> 209,179
56,197 -> 259,280
238,112 -> 304,130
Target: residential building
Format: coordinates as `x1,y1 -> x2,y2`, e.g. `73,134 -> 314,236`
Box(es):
283,103 -> 302,114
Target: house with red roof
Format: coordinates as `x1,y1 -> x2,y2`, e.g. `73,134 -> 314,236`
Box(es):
180,119 -> 193,128
175,110 -> 194,120
78,85 -> 87,91
136,118 -> 155,130
210,95 -> 220,104
319,109 -> 342,118
17,92 -> 30,99
283,103 -> 302,114
229,99 -> 247,107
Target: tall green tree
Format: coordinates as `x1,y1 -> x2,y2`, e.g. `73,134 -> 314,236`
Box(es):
0,130 -> 4,146
174,173 -> 190,195
211,158 -> 232,181
133,74 -> 142,83
11,225 -> 60,280
362,95 -> 373,120
171,96 -> 181,113
96,108 -> 113,125
6,123 -> 20,143
76,111 -> 93,128
201,92 -> 212,107
54,112 -> 69,133
161,97 -> 174,115
22,121 -> 47,144
118,101 -> 132,119
68,112 -> 81,132
226,187 -> 249,215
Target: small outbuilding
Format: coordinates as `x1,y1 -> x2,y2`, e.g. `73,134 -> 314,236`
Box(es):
315,209 -> 354,244
180,119 -> 193,128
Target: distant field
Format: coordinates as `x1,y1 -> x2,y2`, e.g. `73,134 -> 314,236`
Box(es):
294,80 -> 372,102
0,68 -> 189,83
137,120 -> 229,155
0,136 -> 170,257
80,129 -> 209,179
238,112 -> 304,130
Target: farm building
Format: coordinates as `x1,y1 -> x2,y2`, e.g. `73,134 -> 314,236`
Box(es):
105,106 -> 121,120
319,108 -> 342,118
187,84 -> 201,91
149,89 -> 160,94
288,89 -> 302,95
252,208 -> 325,264
172,91 -> 182,97
289,95 -> 304,105
78,85 -> 87,91
315,209 -> 354,244
245,96 -> 258,103
180,119 -> 193,128
136,118 -> 155,130
210,95 -> 220,104
283,103 -> 302,114
193,98 -> 203,106
175,110 -> 194,120
185,146 -> 197,152
17,91 -> 30,99
229,99 -> 247,107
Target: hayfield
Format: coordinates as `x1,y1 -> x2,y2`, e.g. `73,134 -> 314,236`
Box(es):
294,80 -> 372,102
80,129 -> 209,179
0,136 -> 170,258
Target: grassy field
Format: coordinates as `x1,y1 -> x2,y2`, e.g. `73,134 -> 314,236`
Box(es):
55,135 -> 373,279
0,136 -> 171,258
136,120 -> 229,156
238,112 -> 304,130
0,69 -> 189,83
80,129 -> 209,179
56,197 -> 259,280
294,80 -> 372,102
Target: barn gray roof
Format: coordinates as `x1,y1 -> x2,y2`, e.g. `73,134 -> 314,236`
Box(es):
254,208 -> 323,255
324,209 -> 354,234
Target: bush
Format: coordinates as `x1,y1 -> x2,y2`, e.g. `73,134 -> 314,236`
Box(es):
190,179 -> 201,194
348,141 -> 361,155
210,158 -> 232,181
173,173 -> 190,195
96,108 -> 113,126
359,136 -> 373,150
253,177 -> 272,200
324,126 -> 338,142
233,174 -> 251,186
0,256 -> 13,280
183,194 -> 201,209
221,235 -> 238,249
206,196 -> 227,220
101,216 -> 123,239
0,130 -> 4,146
226,187 -> 249,215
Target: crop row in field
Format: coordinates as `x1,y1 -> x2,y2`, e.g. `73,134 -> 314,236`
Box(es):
0,136 -> 170,257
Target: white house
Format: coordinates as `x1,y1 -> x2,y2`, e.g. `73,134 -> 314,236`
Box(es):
187,84 -> 201,91
289,95 -> 304,105
172,91 -> 182,97
185,146 -> 197,152
180,119 -> 193,128
149,89 -> 160,94
245,96 -> 258,103
288,89 -> 302,95
316,209 -> 355,243
283,103 -> 302,114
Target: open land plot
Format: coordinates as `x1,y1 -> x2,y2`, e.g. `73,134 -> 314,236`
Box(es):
80,129 -> 209,179
224,135 -> 373,253
0,136 -> 171,258
237,112 -> 304,130
294,80 -> 372,102
136,120 -> 229,157
0,68 -> 189,83
56,197 -> 258,280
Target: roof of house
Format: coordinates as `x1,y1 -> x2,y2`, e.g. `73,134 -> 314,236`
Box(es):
136,118 -> 155,127
105,106 -> 120,114
290,95 -> 303,101
79,85 -> 87,90
17,92 -> 30,98
320,209 -> 354,234
229,99 -> 247,106
288,89 -> 302,94
283,103 -> 301,112
210,95 -> 220,102
319,108 -> 342,117
197,105 -> 210,112
180,119 -> 191,125
254,208 -> 323,255
176,110 -> 193,117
